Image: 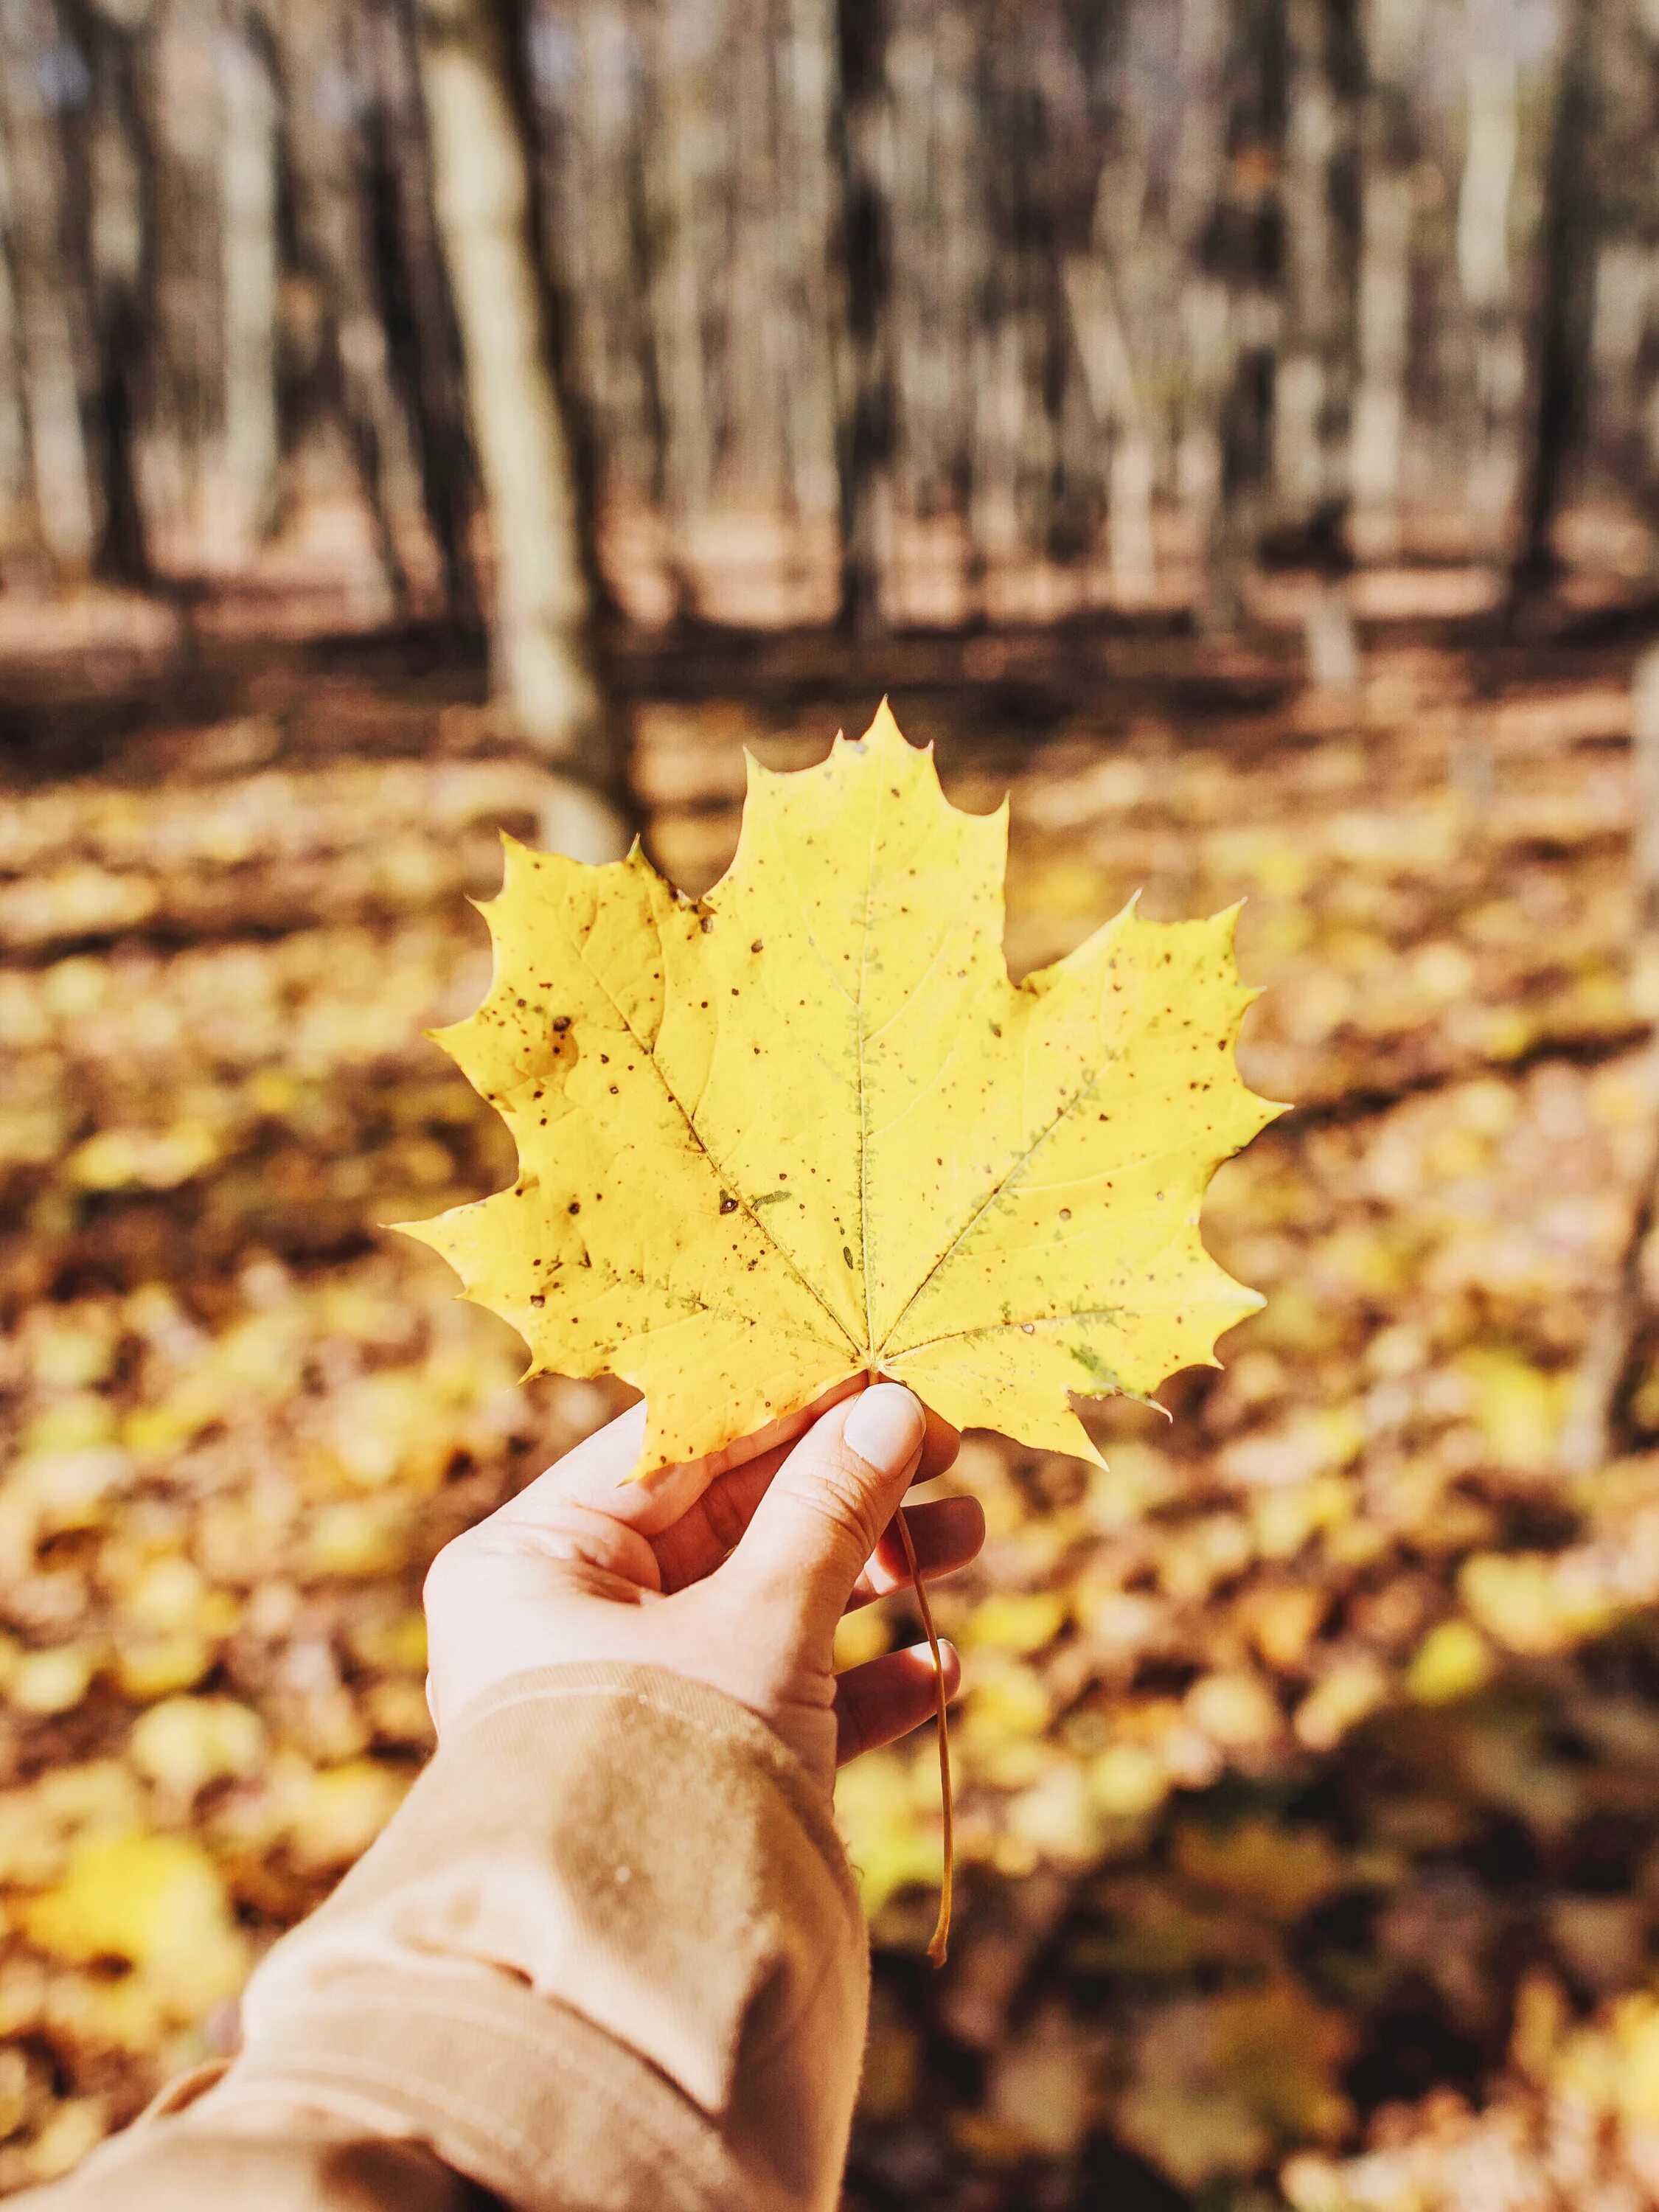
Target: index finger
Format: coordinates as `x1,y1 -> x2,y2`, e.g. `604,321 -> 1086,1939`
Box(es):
651,1396 -> 961,1590
493,1375 -> 866,1540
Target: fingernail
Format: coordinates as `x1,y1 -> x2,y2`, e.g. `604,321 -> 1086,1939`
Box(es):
843,1383 -> 925,1472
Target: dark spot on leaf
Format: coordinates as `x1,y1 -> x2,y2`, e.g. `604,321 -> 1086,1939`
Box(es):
568,1201 -> 581,1215
719,1194 -> 738,1214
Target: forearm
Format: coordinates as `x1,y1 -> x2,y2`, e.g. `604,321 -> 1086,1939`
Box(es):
13,1664 -> 870,2212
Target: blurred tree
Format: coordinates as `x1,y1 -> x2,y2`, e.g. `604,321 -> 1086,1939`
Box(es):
0,0 -> 97,577
7,0 -> 1659,638
1512,0 -> 1602,600
77,0 -> 153,584
1203,0 -> 1286,629
635,0 -> 723,618
1349,0 -> 1425,559
363,0 -> 483,642
1276,0 -> 1357,533
1276,0 -> 1362,684
1062,0 -> 1164,599
147,0 -> 231,563
1455,0 -> 1521,548
0,173 -> 27,571
278,0 -> 431,611
1559,643 -> 1659,1471
414,0 -> 630,851
832,0 -> 895,636
215,0 -> 279,560
1166,0 -> 1233,596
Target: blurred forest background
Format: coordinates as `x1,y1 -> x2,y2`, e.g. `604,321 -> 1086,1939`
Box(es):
16,1 -> 1659,2208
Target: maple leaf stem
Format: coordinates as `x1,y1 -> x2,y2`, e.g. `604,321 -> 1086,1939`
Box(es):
895,1506 -> 953,1966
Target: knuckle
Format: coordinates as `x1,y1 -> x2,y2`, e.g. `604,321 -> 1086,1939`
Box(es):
833,1672 -> 873,1764
794,1451 -> 883,1559
490,1501 -> 664,1595
700,1478 -> 751,1557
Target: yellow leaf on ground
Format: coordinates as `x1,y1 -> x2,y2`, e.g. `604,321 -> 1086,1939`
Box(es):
20,1833 -> 245,2003
403,706 -> 1279,1471
128,1697 -> 266,1800
287,1761 -> 408,1871
11,1648 -> 97,1718
1405,1619 -> 1495,1705
1174,1815 -> 1346,1918
959,1590 -> 1070,1654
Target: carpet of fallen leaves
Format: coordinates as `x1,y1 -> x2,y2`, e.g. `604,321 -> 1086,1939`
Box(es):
6,605 -> 1659,2208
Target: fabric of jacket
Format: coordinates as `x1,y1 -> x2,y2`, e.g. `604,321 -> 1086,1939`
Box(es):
16,1663 -> 870,2212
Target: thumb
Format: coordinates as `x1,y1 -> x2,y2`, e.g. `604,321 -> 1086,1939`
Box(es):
723,1384 -> 927,1646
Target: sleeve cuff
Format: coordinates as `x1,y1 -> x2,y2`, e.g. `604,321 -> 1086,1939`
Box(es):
218,1663 -> 870,2212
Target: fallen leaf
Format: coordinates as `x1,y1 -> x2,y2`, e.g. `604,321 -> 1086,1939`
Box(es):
20,1833 -> 246,2006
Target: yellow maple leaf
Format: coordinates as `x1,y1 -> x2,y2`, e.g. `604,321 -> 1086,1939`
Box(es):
401,705 -> 1280,1473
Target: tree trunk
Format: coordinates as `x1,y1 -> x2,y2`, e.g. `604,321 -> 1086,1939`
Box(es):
414,0 -> 630,849
1063,248 -> 1156,594
1511,0 -> 1600,597
215,0 -> 279,560
1277,0 -> 1361,684
637,0 -> 722,617
278,0 -> 428,613
883,0 -> 980,619
0,0 -> 97,577
367,0 -> 482,641
0,155 -> 34,570
1276,0 -> 1361,524
1349,0 -> 1426,558
1202,0 -> 1286,630
80,0 -> 153,583
147,0 -> 223,566
1166,0 -> 1231,608
1044,1 -> 1128,594
1456,10 -> 1521,547
773,0 -> 841,605
832,0 -> 894,636
1558,642 -> 1659,1472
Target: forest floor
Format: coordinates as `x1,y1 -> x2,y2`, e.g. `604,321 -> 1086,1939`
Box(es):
6,579 -> 1659,2208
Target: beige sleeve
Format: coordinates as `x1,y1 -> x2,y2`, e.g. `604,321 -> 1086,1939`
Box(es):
15,1663 -> 871,2212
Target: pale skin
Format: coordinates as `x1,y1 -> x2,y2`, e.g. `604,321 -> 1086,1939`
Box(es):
422,1379 -> 985,1799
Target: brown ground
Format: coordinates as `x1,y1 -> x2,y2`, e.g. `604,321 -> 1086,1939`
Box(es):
5,570 -> 1659,2208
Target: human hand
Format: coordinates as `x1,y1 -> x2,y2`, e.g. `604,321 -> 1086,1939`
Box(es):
422,1380 -> 981,1798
